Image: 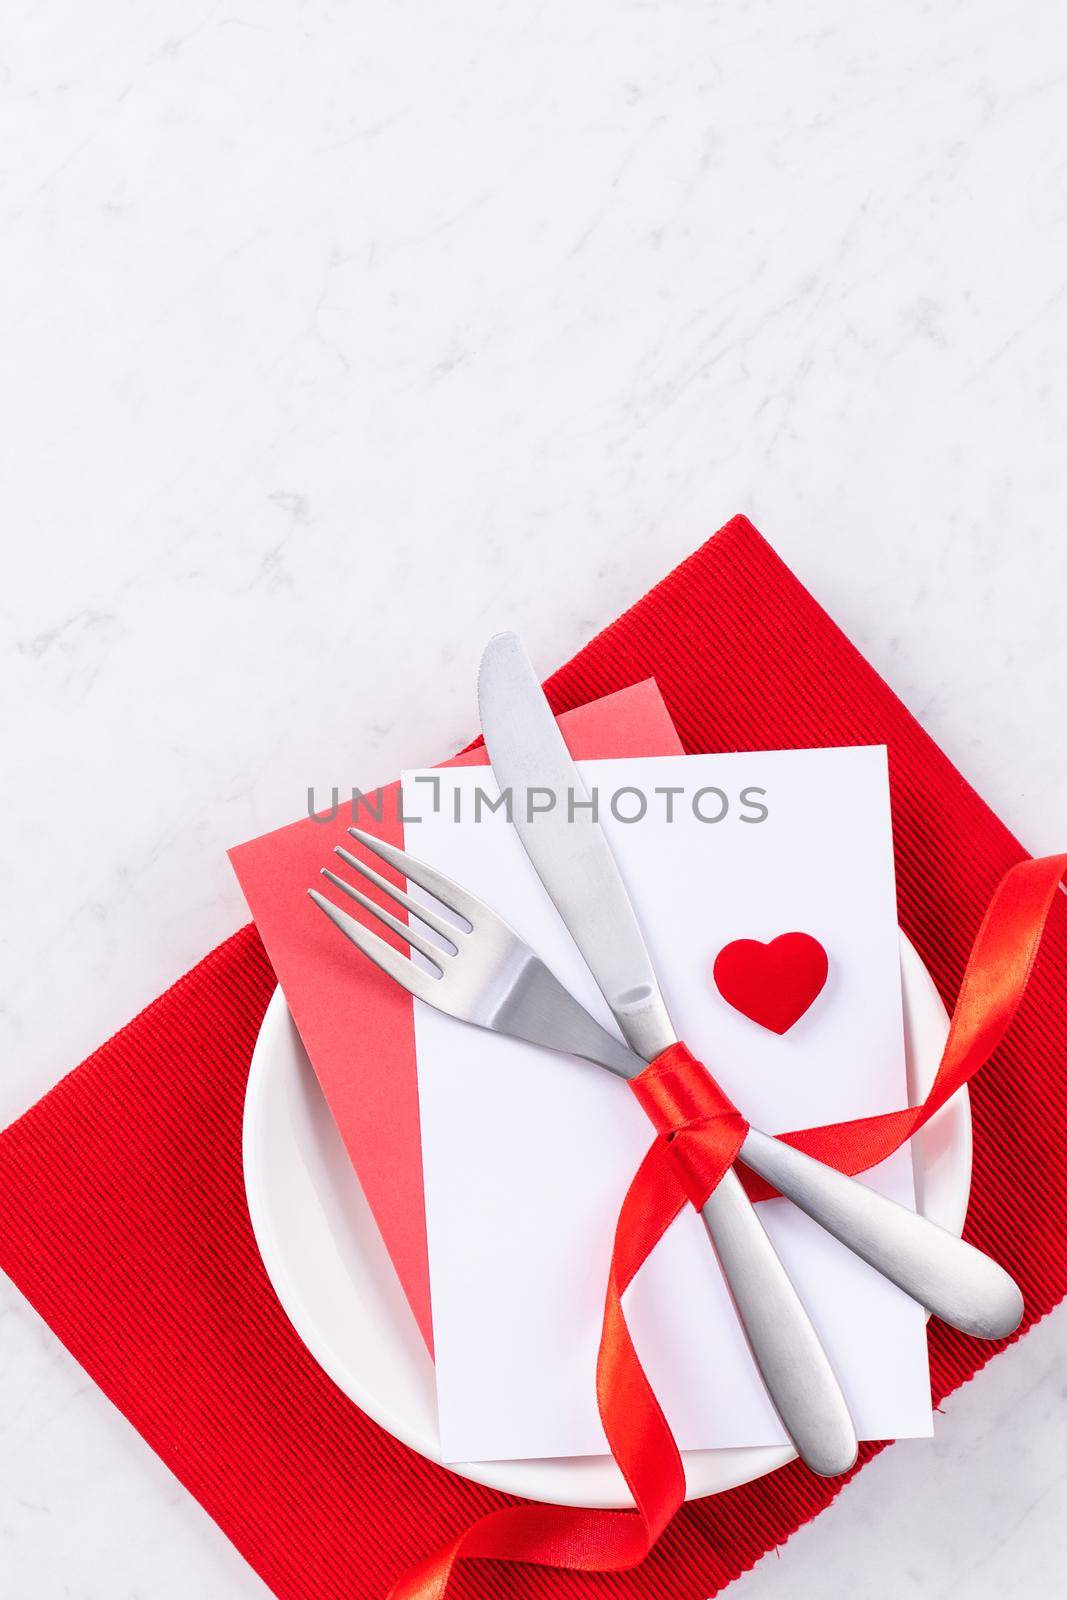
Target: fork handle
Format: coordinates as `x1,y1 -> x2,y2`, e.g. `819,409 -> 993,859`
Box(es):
700,1167 -> 857,1477
739,1128 -> 1024,1339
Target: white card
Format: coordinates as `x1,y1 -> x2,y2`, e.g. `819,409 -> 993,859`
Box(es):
403,748 -> 932,1464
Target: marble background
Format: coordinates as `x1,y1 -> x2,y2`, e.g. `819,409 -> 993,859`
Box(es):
2,2 -> 1065,1595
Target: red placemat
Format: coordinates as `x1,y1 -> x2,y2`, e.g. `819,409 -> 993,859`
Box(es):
2,515 -> 1065,1600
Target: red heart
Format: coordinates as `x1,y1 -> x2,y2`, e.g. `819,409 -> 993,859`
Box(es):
712,932 -> 829,1034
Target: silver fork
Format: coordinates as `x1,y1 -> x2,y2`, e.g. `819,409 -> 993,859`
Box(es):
310,827 -> 1023,1348
311,828 -> 638,1075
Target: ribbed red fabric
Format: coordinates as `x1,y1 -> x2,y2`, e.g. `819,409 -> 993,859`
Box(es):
1,516 -> 1064,1600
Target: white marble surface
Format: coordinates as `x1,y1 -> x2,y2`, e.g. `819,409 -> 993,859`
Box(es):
1,1 -> 1065,1595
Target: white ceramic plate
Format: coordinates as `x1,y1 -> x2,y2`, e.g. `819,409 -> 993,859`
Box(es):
243,932 -> 967,1508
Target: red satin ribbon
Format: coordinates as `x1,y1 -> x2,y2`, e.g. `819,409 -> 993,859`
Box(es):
390,853 -> 1067,1600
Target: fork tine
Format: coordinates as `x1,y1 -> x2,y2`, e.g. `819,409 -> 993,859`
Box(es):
333,846 -> 461,947
308,889 -> 442,1002
348,826 -> 479,926
320,869 -> 450,966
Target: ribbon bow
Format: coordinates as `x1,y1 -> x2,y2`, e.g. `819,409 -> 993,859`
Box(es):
392,853 -> 1067,1600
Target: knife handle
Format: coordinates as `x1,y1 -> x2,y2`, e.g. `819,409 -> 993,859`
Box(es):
700,1167 -> 858,1477
738,1128 -> 1024,1339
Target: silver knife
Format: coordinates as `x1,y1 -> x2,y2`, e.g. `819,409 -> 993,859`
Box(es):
478,631 -> 859,1477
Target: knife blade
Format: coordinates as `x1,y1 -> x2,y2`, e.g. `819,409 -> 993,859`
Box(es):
475,632 -> 674,1062
478,631 -> 859,1477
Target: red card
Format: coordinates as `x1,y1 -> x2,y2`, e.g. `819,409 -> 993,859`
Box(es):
229,680 -> 684,1349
